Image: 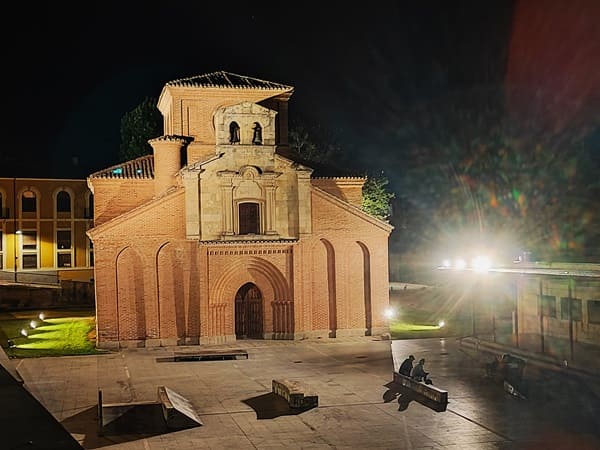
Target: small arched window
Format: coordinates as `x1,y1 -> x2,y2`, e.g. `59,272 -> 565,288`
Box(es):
56,191 -> 71,213
229,121 -> 240,144
252,122 -> 262,145
239,202 -> 260,235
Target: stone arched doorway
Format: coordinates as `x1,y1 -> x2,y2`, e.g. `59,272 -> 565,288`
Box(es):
235,282 -> 263,339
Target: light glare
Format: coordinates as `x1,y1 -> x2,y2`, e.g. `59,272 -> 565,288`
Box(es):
472,255 -> 492,272
384,307 -> 396,319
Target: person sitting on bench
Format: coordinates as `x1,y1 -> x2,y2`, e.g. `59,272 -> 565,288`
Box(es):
399,354 -> 415,376
411,358 -> 433,384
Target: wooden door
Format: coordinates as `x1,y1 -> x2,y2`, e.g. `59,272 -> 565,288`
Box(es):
235,283 -> 263,339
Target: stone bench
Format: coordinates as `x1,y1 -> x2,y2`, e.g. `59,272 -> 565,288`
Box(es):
393,372 -> 448,405
272,379 -> 318,409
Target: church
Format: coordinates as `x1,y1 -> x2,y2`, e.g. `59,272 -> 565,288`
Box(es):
87,71 -> 393,348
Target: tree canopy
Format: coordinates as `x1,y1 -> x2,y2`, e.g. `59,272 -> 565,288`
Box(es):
287,116 -> 395,221
119,97 -> 162,162
389,86 -> 600,264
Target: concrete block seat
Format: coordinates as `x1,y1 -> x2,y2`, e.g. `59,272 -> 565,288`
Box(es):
272,379 -> 318,409
393,371 -> 448,405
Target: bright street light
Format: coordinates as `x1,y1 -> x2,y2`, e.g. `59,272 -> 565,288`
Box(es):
472,255 -> 492,272
384,307 -> 396,319
454,258 -> 467,270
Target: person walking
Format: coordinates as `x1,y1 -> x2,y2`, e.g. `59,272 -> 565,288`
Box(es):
399,355 -> 415,376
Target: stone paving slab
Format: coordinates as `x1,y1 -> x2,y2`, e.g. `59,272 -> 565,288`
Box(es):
11,336 -> 600,449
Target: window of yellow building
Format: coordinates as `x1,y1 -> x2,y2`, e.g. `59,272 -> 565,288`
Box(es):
57,229 -> 72,268
57,191 -> 71,213
22,190 -> 36,213
21,230 -> 38,269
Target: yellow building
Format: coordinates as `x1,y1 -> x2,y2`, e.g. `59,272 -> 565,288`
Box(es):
0,178 -> 94,284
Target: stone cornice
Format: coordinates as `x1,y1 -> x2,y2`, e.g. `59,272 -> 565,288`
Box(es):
198,238 -> 298,246
148,135 -> 192,144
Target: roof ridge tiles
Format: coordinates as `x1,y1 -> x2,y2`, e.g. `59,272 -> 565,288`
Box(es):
165,70 -> 293,91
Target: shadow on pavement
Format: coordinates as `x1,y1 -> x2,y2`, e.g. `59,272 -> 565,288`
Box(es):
61,404 -> 169,449
383,381 -> 447,412
243,392 -> 314,419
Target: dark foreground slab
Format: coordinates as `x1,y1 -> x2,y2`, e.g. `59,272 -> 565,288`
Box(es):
0,355 -> 83,449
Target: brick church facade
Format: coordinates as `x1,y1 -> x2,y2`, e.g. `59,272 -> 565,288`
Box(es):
87,71 -> 393,349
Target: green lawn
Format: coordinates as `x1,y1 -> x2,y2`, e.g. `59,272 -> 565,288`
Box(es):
0,289 -> 477,354
389,317 -> 471,339
0,309 -> 105,358
388,290 -> 472,339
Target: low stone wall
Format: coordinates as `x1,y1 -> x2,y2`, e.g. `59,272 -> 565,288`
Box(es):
0,281 -> 94,311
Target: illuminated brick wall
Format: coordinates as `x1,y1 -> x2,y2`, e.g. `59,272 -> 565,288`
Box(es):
88,73 -> 393,348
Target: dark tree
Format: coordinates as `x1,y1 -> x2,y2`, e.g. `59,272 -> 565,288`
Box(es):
362,174 -> 395,221
288,116 -> 395,221
392,86 -> 600,263
119,97 -> 162,162
288,118 -> 344,166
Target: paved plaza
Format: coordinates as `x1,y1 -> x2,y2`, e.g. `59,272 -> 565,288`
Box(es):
5,336 -> 600,449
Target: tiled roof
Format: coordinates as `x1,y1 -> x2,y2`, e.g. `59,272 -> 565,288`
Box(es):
88,155 -> 154,179
165,71 -> 293,91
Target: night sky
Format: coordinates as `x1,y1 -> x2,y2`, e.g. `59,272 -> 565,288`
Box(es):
3,1 -> 518,179
3,0 -> 599,261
